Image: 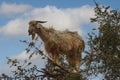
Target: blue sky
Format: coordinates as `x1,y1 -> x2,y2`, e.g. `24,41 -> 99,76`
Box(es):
0,0 -> 120,79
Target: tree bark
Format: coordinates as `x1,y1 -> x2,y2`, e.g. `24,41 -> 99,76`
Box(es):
63,73 -> 85,80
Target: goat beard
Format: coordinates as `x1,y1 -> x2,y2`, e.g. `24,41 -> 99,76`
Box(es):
29,32 -> 35,40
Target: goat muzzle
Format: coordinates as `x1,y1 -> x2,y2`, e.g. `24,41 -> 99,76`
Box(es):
28,30 -> 35,40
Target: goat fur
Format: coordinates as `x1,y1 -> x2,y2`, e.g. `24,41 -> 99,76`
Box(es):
28,20 -> 85,72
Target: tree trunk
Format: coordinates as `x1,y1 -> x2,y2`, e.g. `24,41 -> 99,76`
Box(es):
62,73 -> 85,80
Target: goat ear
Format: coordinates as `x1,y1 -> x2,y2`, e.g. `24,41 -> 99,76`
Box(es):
36,21 -> 47,23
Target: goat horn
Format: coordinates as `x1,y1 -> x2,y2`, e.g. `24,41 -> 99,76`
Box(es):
36,21 -> 47,23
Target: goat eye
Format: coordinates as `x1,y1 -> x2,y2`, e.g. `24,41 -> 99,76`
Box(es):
33,24 -> 36,26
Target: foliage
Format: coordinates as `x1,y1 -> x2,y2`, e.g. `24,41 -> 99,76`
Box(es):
83,2 -> 120,80
1,39 -> 85,80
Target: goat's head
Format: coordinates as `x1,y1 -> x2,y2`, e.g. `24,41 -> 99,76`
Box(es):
28,20 -> 47,40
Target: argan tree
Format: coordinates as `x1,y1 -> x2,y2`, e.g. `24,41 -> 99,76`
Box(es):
83,2 -> 120,80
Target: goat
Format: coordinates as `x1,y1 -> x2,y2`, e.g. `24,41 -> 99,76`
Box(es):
28,20 -> 85,72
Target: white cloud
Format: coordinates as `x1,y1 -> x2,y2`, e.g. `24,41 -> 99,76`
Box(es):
0,2 -> 32,17
0,19 -> 28,35
0,4 -> 94,36
26,5 -> 94,34
11,51 -> 30,60
11,50 -> 47,65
